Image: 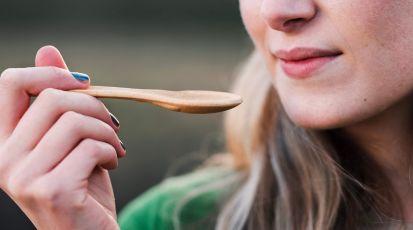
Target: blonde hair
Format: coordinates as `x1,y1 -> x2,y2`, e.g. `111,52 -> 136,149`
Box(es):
214,50 -> 403,229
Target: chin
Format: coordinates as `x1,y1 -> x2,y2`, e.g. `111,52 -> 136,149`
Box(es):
283,105 -> 364,130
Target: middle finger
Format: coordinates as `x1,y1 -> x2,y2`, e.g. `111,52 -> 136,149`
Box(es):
8,88 -> 120,154
21,111 -> 125,178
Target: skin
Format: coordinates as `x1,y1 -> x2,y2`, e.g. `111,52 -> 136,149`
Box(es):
240,0 -> 413,221
0,46 -> 124,229
2,0 -> 413,228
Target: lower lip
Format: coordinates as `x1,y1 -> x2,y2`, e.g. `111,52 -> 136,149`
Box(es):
280,55 -> 341,79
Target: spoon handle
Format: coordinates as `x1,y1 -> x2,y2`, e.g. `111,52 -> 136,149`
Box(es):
70,86 -> 242,114
72,86 -> 164,101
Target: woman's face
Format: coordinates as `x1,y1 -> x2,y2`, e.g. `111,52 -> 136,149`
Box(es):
240,0 -> 413,129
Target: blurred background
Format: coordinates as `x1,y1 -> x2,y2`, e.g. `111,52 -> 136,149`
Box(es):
0,0 -> 251,228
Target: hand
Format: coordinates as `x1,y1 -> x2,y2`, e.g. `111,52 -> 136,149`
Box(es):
0,46 -> 125,230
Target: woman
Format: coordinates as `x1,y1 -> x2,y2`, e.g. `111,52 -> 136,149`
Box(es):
1,0 -> 413,229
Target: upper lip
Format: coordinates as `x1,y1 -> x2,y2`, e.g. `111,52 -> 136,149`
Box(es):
274,47 -> 343,61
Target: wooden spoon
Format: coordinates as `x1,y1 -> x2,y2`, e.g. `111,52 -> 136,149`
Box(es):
70,86 -> 242,114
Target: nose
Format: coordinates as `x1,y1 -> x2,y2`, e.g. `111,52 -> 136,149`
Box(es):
260,0 -> 317,32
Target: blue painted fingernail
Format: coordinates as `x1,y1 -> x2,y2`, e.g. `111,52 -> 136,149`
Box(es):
71,72 -> 90,82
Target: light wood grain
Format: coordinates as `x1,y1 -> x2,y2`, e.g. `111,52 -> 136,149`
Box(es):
70,86 -> 242,114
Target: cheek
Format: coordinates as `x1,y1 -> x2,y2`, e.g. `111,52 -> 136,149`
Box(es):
330,0 -> 413,74
339,0 -> 413,107
276,0 -> 413,129
239,0 -> 267,53
240,0 -> 278,75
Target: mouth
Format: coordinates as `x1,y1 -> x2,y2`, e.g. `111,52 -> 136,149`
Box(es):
274,47 -> 343,79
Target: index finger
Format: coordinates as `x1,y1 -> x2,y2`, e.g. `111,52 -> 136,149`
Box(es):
0,67 -> 90,141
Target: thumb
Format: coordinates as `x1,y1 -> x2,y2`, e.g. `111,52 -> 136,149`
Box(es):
35,45 -> 69,69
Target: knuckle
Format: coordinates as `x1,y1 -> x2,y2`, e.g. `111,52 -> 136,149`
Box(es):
60,111 -> 85,131
73,92 -> 104,111
48,66 -> 66,79
99,142 -> 118,164
31,183 -> 61,210
7,173 -> 30,200
38,88 -> 63,103
35,88 -> 68,116
0,68 -> 14,78
80,139 -> 102,156
32,177 -> 86,212
100,142 -> 117,159
101,120 -> 116,136
79,139 -> 116,162
70,198 -> 87,212
103,142 -> 117,154
0,68 -> 18,85
78,91 -> 98,103
62,110 -> 82,121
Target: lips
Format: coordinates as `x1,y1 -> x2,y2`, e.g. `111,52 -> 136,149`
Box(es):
274,47 -> 343,79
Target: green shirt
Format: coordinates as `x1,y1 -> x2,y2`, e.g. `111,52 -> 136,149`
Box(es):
118,166 -> 238,230
119,166 -> 413,230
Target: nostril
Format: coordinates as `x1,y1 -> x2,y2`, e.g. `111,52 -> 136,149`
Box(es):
284,18 -> 306,29
260,0 -> 317,32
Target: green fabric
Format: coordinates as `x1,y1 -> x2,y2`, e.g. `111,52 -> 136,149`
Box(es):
118,166 -> 236,230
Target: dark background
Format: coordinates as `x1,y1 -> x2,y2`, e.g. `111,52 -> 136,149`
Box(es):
0,0 -> 251,228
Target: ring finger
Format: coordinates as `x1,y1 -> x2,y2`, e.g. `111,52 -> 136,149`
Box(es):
19,111 -> 125,179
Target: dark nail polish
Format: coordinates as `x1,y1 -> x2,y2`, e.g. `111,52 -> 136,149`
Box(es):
110,113 -> 120,127
120,140 -> 126,151
71,72 -> 90,82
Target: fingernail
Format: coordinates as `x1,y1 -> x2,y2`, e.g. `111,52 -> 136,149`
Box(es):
110,112 -> 120,128
120,140 -> 126,151
71,72 -> 90,82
